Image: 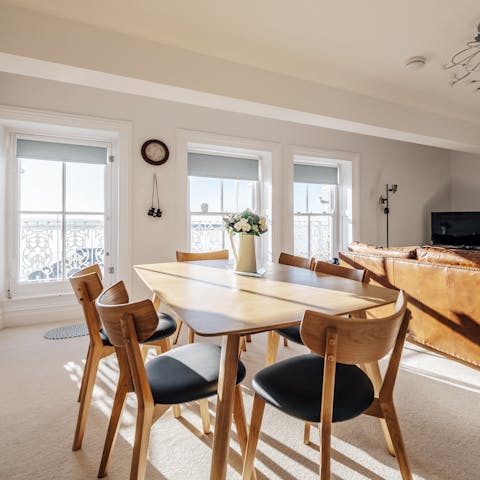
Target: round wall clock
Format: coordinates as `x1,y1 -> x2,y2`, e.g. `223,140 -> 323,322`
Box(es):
141,139 -> 169,166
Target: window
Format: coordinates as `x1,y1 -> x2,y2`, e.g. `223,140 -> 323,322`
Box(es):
188,152 -> 259,252
9,136 -> 113,295
293,162 -> 339,260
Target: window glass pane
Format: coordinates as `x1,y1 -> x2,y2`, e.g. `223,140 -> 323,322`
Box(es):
19,213 -> 62,282
65,214 -> 104,277
237,181 -> 253,211
294,183 -> 307,213
190,214 -> 224,252
189,177 -> 222,212
66,163 -> 104,212
310,215 -> 333,260
222,179 -> 236,213
293,215 -> 308,258
20,159 -> 62,212
308,184 -> 334,213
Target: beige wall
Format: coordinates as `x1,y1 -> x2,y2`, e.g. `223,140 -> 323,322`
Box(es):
0,125 -> 5,327
0,72 -> 452,299
450,151 -> 480,211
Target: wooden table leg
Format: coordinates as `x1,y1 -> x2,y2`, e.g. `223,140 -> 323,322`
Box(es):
151,293 -> 160,311
265,330 -> 280,366
210,334 -> 240,480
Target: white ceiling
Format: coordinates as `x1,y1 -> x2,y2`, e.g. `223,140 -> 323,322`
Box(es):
2,0 -> 480,121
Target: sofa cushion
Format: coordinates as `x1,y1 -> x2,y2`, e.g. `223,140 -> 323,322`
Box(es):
348,241 -> 417,259
416,246 -> 480,268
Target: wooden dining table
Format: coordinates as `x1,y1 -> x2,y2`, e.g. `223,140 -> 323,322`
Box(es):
134,260 -> 399,480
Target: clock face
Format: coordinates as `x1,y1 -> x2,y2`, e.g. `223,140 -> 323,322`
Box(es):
141,139 -> 169,165
145,142 -> 165,162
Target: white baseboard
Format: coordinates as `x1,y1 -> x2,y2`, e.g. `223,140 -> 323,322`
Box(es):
1,293 -> 83,328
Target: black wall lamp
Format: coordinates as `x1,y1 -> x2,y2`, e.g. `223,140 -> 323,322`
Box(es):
379,184 -> 398,247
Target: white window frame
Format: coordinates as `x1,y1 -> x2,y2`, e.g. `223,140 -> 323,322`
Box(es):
7,132 -> 115,297
284,146 -> 360,257
0,105 -> 132,308
176,130 -> 282,263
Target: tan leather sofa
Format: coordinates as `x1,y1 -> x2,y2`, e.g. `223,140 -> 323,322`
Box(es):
339,242 -> 480,369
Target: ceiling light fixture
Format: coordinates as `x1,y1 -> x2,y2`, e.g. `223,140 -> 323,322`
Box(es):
443,22 -> 480,91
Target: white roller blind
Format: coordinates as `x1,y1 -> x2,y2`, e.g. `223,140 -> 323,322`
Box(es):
188,152 -> 259,181
16,139 -> 108,165
294,164 -> 338,185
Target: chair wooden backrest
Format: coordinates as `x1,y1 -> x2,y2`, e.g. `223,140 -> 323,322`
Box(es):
278,252 -> 315,270
96,282 -> 158,405
176,249 -> 229,262
301,291 -> 410,400
69,264 -> 104,341
314,260 -> 368,283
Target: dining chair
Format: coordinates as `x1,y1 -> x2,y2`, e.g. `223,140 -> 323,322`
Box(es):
174,249 -> 229,344
274,252 -> 316,348
242,291 -> 412,480
95,281 -> 249,480
266,261 -> 367,365
69,265 -> 177,451
278,251 -> 316,270
266,260 -> 369,445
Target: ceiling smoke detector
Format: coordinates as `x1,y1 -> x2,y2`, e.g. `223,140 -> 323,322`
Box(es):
405,56 -> 426,70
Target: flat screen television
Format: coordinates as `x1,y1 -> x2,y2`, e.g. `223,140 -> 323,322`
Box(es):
431,211 -> 480,247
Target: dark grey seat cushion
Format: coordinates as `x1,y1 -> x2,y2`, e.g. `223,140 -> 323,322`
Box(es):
145,343 -> 246,405
100,312 -> 177,346
275,325 -> 303,345
253,354 -> 374,423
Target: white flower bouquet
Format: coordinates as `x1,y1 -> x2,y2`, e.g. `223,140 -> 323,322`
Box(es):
223,209 -> 268,236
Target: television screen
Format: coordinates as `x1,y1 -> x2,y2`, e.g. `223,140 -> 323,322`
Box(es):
431,211 -> 480,246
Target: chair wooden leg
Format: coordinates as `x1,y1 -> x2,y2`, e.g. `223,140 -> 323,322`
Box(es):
173,319 -> 183,345
72,347 -> 102,451
188,328 -> 195,344
141,345 -> 149,363
303,422 -> 311,445
240,336 -> 247,352
283,337 -> 288,347
242,394 -> 265,480
98,373 -> 130,478
162,337 -> 172,351
233,385 -> 247,457
233,385 -> 257,480
199,398 -> 211,434
381,401 -> 413,480
319,418 -> 332,480
152,403 -> 171,424
365,361 -> 396,456
77,343 -> 92,402
130,403 -> 154,480
265,330 -> 281,366
245,335 -> 252,343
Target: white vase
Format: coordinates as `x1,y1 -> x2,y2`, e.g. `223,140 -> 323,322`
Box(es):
233,233 -> 257,273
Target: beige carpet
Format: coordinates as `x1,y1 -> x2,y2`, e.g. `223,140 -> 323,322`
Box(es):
0,321 -> 479,480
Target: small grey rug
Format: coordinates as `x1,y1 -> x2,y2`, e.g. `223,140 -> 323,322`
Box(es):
43,323 -> 88,340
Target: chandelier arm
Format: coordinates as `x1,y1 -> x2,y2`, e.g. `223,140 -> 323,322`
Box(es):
450,69 -> 472,85
450,47 -> 480,66
464,55 -> 480,73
